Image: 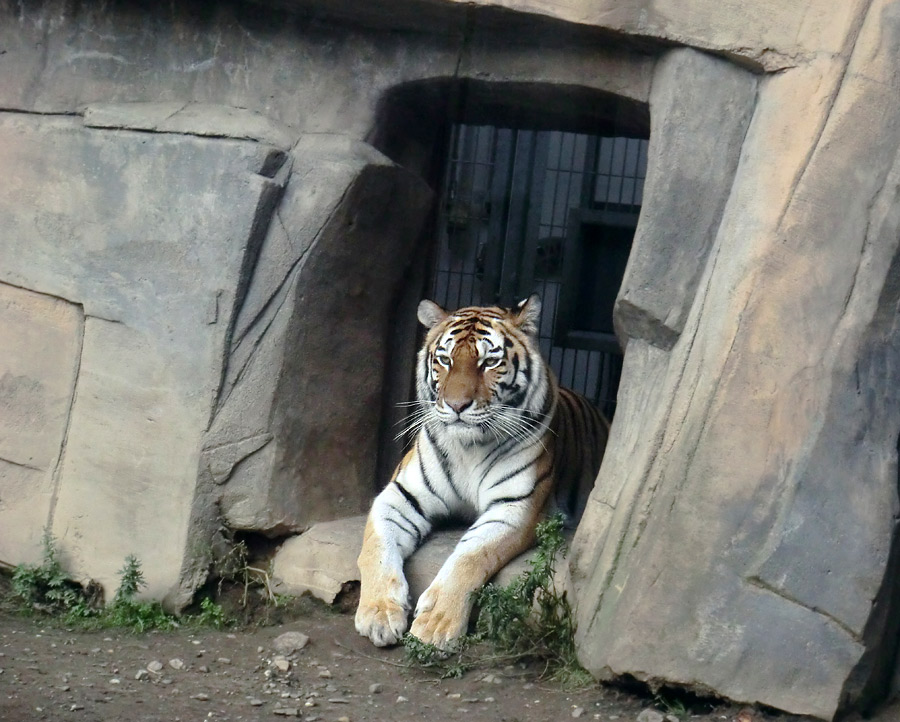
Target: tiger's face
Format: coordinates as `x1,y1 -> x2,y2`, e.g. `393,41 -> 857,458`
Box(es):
414,295 -> 549,444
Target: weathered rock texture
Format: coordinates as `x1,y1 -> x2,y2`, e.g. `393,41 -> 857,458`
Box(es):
0,105 -> 432,606
1,0 -> 900,719
571,3 -> 900,719
0,111 -> 290,597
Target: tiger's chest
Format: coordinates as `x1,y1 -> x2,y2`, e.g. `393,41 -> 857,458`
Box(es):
437,434 -> 545,515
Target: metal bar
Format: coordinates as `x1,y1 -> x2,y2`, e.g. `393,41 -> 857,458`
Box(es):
517,131 -> 550,303
581,136 -> 600,210
498,129 -> 535,306
482,128 -> 514,305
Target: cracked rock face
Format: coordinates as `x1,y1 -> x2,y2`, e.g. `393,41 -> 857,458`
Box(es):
571,21 -> 900,721
0,108 -> 431,610
0,111 -> 287,599
3,2 -> 900,719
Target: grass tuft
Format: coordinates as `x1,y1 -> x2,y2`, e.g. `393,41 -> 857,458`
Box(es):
404,513 -> 593,686
6,532 -> 231,632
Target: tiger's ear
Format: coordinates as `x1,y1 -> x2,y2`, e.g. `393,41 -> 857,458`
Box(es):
417,299 -> 449,329
513,294 -> 542,335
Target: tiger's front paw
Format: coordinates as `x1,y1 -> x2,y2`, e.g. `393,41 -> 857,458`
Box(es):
355,578 -> 410,647
409,583 -> 470,650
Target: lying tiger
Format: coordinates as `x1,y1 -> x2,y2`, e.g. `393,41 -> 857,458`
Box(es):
355,295 -> 609,648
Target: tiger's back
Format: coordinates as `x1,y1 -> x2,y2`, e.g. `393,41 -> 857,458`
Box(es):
550,386 -> 610,524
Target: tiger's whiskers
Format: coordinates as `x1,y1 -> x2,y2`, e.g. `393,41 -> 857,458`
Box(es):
394,400 -> 436,441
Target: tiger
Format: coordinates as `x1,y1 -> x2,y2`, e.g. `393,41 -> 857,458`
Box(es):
355,294 -> 609,648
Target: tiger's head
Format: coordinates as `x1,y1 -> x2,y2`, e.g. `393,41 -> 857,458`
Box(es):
413,295 -> 553,445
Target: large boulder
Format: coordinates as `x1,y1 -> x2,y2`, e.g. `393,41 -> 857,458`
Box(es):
571,8 -> 900,719
0,108 -> 289,598
0,106 -> 432,609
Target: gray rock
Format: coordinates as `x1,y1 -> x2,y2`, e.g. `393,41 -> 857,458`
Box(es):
273,707 -> 300,717
84,102 -> 296,149
0,110 -> 288,604
636,711 -> 663,722
272,632 -> 310,656
573,16 -> 900,721
615,48 -> 756,350
272,516 -> 557,603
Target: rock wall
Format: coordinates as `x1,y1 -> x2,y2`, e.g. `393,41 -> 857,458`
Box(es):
0,1 -> 646,604
2,0 -> 900,719
570,2 -> 900,718
0,110 -> 289,596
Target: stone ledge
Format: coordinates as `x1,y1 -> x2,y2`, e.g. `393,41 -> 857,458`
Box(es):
271,515 -> 557,605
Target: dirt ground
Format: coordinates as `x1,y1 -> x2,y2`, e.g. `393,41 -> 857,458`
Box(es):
1,584 -> 899,722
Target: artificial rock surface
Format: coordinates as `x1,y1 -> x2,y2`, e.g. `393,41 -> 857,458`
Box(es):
271,516 -> 540,604
0,111 -> 288,596
571,4 -> 900,719
199,135 -> 432,540
2,1 -> 900,719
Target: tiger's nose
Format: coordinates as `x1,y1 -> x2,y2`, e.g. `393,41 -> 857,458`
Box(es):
446,398 -> 473,414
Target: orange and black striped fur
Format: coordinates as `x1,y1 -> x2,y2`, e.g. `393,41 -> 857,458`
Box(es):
355,295 -> 609,648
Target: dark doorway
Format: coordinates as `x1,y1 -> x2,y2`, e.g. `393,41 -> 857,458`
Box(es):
429,125 -> 648,417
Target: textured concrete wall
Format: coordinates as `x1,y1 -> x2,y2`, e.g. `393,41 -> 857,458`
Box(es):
0,111 -> 287,596
0,1 -> 646,606
2,0 -> 900,719
571,2 -> 900,718
255,0 -> 864,71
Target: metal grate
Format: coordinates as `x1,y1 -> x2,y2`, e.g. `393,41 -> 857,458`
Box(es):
430,125 -> 648,417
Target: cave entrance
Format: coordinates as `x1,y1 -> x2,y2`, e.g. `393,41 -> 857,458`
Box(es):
371,78 -> 650,486
429,124 -> 648,418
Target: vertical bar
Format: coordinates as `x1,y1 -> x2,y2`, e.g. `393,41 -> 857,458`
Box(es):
586,351 -> 601,404
498,130 -> 535,306
481,128 -> 514,305
561,347 -> 576,388
581,136 -> 599,209
550,346 -> 564,374
431,124 -> 459,303
517,131 -> 550,302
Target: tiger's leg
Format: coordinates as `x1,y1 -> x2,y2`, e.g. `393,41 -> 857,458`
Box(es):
409,476 -> 552,649
356,446 -> 440,646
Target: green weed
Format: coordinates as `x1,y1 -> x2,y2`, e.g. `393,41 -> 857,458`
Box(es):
89,554 -> 178,633
6,534 -> 231,632
404,513 -> 592,686
654,693 -> 689,719
402,632 -> 474,679
11,532 -> 95,619
191,597 -> 230,629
